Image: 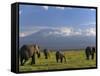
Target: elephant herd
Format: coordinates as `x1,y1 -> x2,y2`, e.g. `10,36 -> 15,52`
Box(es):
19,44 -> 96,66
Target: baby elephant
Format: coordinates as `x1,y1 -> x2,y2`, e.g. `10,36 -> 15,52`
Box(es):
55,51 -> 66,63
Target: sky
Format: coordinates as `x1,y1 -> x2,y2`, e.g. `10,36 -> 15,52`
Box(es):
19,4 -> 96,49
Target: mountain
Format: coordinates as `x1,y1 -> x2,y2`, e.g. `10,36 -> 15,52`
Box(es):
19,29 -> 96,50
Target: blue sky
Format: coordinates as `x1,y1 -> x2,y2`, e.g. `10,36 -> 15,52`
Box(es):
19,4 -> 96,49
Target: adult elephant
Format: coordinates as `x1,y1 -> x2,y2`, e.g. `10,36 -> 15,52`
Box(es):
91,47 -> 95,60
19,44 -> 40,66
55,51 -> 66,63
85,46 -> 95,60
43,49 -> 50,59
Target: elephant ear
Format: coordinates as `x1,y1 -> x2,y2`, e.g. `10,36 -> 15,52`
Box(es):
34,45 -> 40,49
38,46 -> 40,49
34,44 -> 37,49
20,45 -> 27,51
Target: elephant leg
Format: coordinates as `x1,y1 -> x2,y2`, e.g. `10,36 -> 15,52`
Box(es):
45,53 -> 48,59
23,58 -> 28,65
86,53 -> 89,60
63,56 -> 66,62
46,55 -> 48,59
60,57 -> 63,63
56,56 -> 58,63
20,57 -> 24,66
45,54 -> 47,59
31,54 -> 35,65
91,54 -> 94,60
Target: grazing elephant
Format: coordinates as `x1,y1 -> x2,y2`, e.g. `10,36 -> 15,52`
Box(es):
85,46 -> 95,60
19,44 -> 40,66
91,47 -> 95,60
55,51 -> 66,63
43,49 -> 50,59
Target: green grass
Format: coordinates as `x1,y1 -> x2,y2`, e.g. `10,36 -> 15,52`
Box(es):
19,50 -> 96,72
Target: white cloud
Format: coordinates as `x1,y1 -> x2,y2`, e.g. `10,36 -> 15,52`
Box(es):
42,6 -> 48,10
90,9 -> 95,11
45,27 -> 96,37
20,32 -> 31,37
20,26 -> 96,38
41,6 -> 74,10
46,27 -> 82,37
19,10 -> 22,15
85,28 -> 96,36
55,7 -> 65,10
53,7 -> 73,10
60,27 -> 82,36
48,31 -> 61,36
20,30 -> 39,37
59,27 -> 73,36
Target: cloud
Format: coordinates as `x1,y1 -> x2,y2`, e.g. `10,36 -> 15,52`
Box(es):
55,7 -> 65,10
85,28 -> 96,36
44,27 -> 96,37
20,32 -> 31,37
19,10 -> 22,15
20,25 -> 96,38
47,27 -> 82,37
53,6 -> 74,10
90,9 -> 96,11
59,27 -> 73,36
42,6 -> 48,10
20,30 -> 39,37
41,6 -> 65,10
41,5 -> 76,11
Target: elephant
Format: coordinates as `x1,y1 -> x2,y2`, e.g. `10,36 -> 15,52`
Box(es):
19,44 -> 40,66
85,46 -> 95,60
55,51 -> 66,63
43,49 -> 50,59
91,47 -> 96,60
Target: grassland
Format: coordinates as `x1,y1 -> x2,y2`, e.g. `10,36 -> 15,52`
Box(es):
19,50 -> 96,72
